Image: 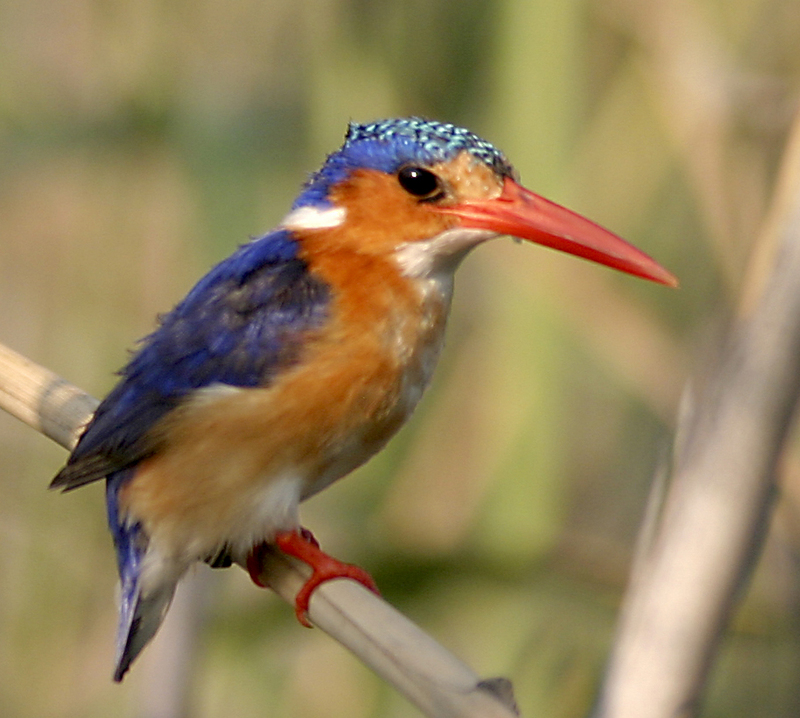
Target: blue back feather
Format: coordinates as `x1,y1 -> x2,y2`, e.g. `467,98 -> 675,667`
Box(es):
54,229 -> 329,487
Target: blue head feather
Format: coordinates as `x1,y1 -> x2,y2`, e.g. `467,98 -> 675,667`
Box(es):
295,118 -> 515,208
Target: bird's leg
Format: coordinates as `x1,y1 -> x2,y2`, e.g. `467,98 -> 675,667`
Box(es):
246,528 -> 380,627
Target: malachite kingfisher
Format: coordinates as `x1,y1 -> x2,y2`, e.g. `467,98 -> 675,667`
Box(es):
50,118 -> 676,681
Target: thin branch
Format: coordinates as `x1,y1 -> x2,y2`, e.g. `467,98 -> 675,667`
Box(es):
594,110 -> 800,718
0,343 -> 99,449
0,341 -> 519,718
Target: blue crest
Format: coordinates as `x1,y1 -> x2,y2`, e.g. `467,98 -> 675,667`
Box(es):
295,118 -> 515,208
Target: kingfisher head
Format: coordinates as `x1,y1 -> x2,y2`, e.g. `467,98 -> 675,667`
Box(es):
282,118 -> 676,286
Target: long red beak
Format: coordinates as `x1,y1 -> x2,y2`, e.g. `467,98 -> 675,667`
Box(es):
439,177 -> 678,287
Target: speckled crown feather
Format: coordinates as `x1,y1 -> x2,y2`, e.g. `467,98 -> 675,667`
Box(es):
295,117 -> 515,208
345,118 -> 514,178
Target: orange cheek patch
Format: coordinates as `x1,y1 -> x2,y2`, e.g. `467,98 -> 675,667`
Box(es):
313,169 -> 457,256
294,156 -> 503,260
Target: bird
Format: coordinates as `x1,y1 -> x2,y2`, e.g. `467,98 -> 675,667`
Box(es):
50,117 -> 676,682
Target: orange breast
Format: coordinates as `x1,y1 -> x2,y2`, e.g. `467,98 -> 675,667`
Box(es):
119,247 -> 452,560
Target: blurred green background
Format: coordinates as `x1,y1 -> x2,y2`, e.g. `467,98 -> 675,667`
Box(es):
2,0 -> 800,716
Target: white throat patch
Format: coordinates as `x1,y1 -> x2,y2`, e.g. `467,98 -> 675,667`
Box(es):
394,227 -> 497,278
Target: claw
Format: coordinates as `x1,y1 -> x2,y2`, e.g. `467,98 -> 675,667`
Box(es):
246,529 -> 379,627
246,543 -> 270,588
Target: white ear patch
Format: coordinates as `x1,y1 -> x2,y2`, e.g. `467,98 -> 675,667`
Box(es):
281,205 -> 347,231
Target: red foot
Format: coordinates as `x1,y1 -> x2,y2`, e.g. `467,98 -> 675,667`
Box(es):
246,529 -> 380,627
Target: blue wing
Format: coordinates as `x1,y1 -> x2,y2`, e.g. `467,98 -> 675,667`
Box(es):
50,229 -> 330,491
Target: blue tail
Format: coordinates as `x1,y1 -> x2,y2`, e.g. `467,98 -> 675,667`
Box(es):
106,474 -> 178,682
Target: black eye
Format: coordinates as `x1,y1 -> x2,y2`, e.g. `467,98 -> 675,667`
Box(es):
398,166 -> 442,200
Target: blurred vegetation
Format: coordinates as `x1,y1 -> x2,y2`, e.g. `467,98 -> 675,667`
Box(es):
1,0 -> 800,716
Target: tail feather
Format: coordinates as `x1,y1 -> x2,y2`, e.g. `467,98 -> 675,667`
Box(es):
113,573 -> 177,682
106,473 -> 179,682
